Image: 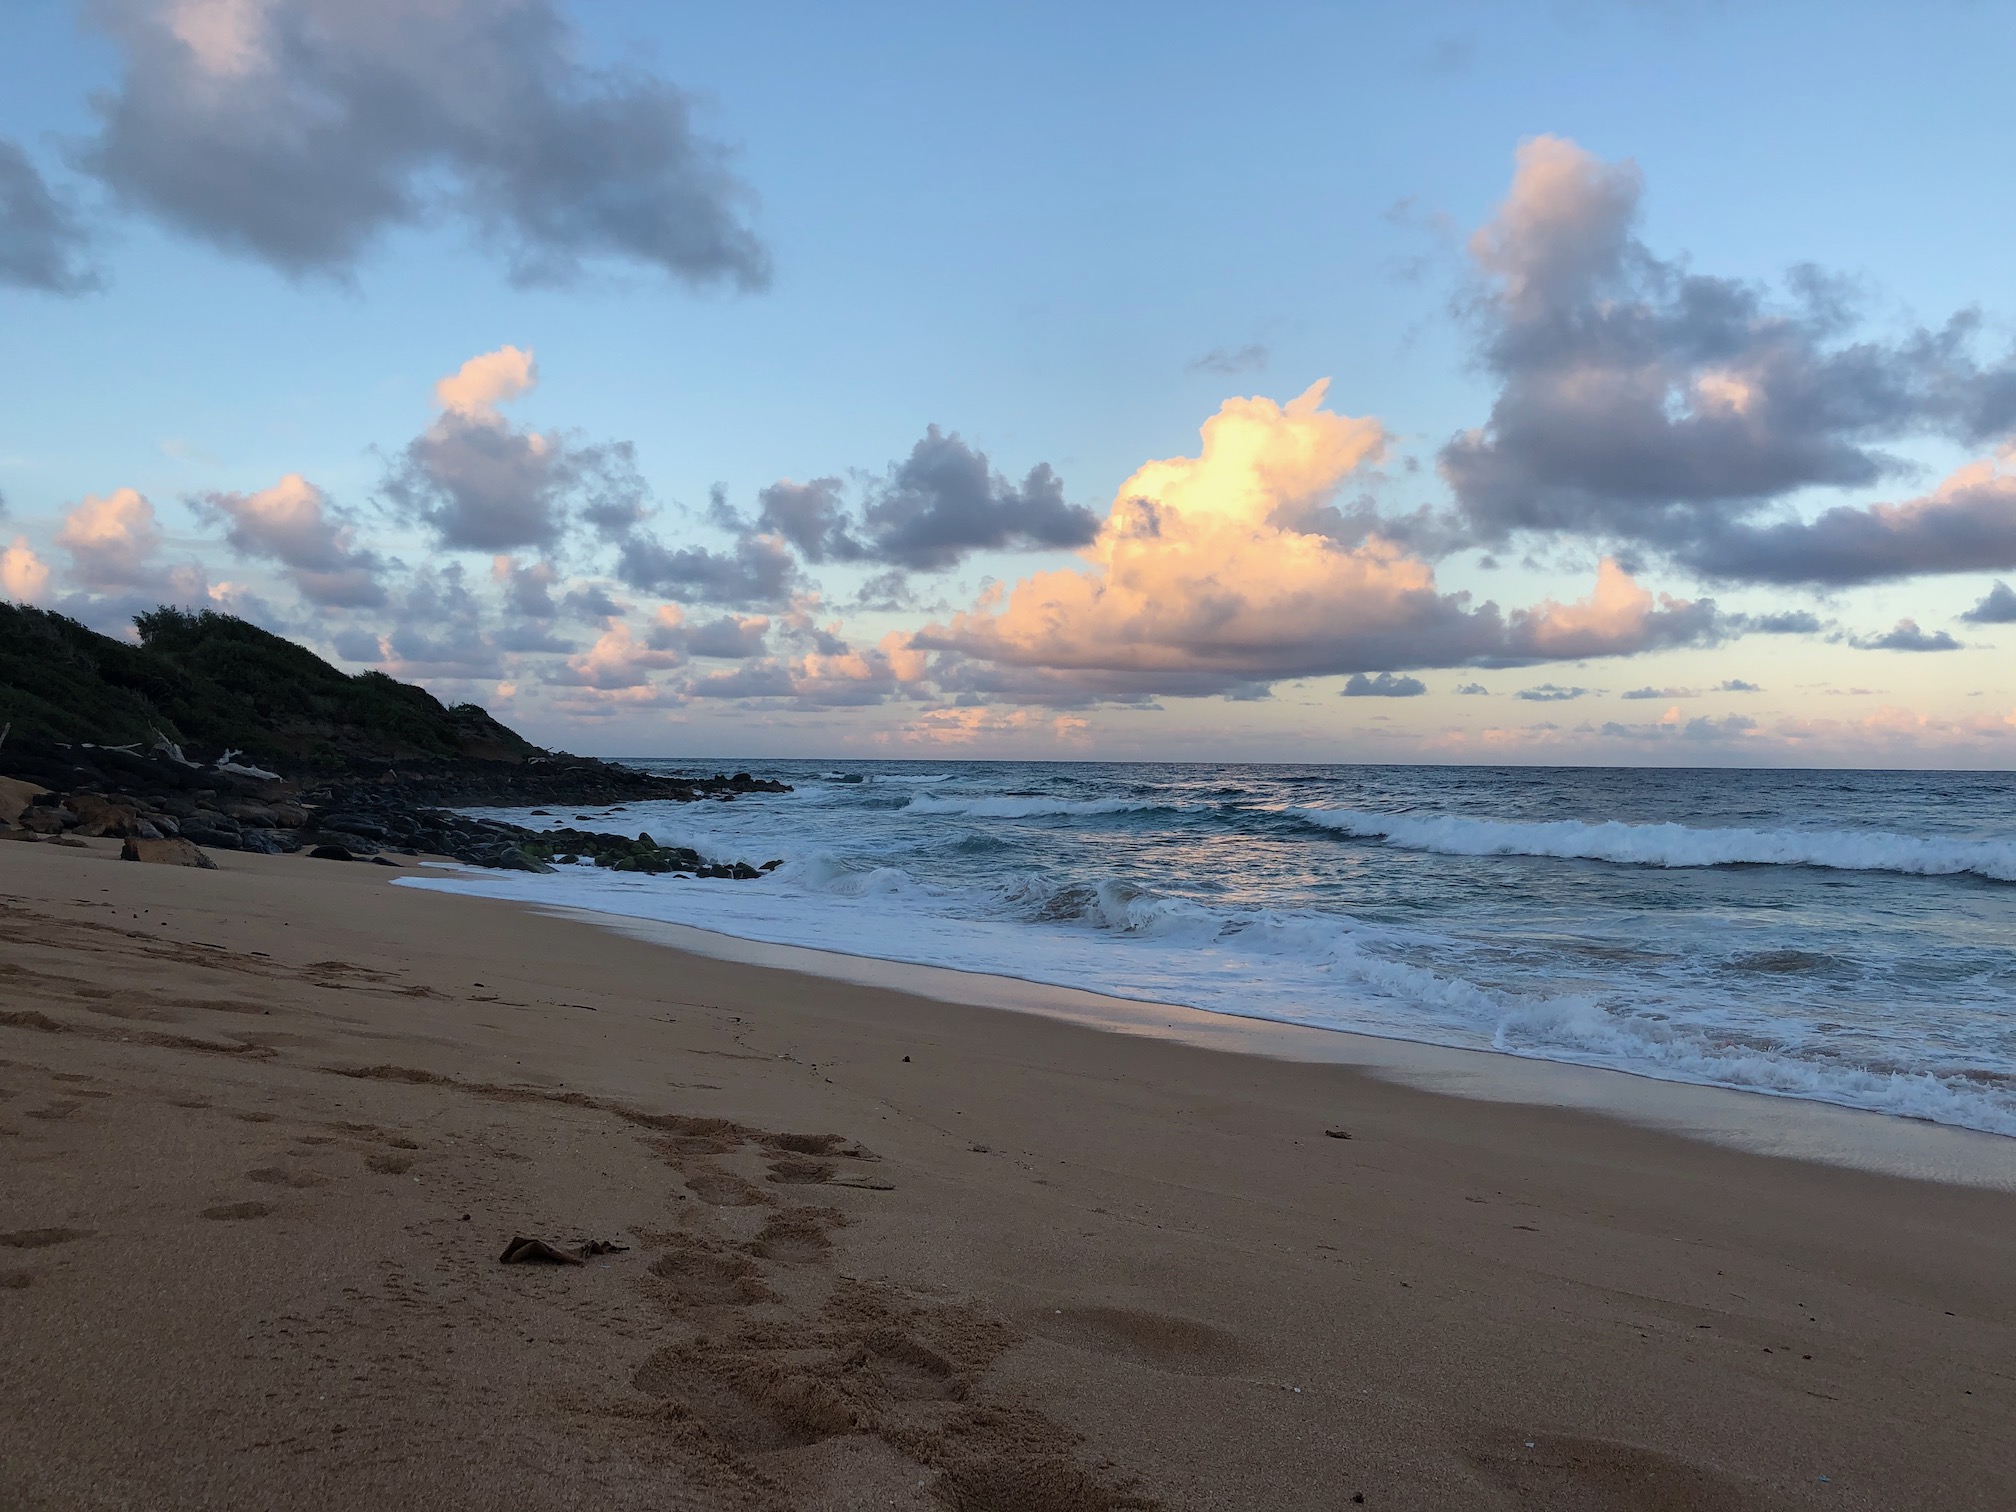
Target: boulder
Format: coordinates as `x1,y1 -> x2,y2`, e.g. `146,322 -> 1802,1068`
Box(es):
318,811 -> 389,839
68,794 -> 142,838
120,836 -> 219,869
179,824 -> 243,851
307,844 -> 355,861
19,806 -> 75,835
0,776 -> 49,827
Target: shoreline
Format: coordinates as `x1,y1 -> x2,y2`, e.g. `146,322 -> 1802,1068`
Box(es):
6,836 -> 2013,1510
402,875 -> 2016,1193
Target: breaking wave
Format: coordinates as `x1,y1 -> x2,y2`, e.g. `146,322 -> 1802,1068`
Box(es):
1289,808 -> 2016,882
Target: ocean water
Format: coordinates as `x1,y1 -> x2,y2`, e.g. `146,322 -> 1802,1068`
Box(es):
406,761 -> 2016,1138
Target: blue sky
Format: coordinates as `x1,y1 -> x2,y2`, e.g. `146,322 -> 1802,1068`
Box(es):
4,1 -> 2015,763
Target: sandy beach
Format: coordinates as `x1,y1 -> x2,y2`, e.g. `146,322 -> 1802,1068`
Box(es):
3,837 -> 2012,1512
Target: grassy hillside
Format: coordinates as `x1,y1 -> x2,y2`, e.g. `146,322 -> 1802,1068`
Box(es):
0,603 -> 540,769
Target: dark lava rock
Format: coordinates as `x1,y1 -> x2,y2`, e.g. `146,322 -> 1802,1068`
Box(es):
308,844 -> 355,861
179,824 -> 242,851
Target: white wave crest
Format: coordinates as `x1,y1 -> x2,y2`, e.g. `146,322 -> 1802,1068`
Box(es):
905,795 -> 1164,819
1289,807 -> 2016,882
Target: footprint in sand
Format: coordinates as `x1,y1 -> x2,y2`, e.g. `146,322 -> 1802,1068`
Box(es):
744,1206 -> 846,1265
646,1238 -> 775,1309
766,1156 -> 835,1185
246,1166 -> 329,1188
1,1227 -> 94,1249
682,1167 -> 773,1207
1467,1431 -> 1761,1512
202,1201 -> 274,1221
1026,1304 -> 1254,1376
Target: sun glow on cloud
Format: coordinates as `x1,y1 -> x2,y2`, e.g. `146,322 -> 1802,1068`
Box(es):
921,380 -> 1715,696
2,538 -> 51,603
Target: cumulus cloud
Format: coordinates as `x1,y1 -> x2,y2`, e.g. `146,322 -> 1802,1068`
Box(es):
2,537 -> 52,602
1442,136 -> 2016,584
1717,678 -> 1762,692
1454,681 -> 1489,695
741,431 -> 1098,573
80,0 -> 768,288
1516,683 -> 1588,702
918,383 -> 1722,700
0,140 -> 100,293
647,606 -> 769,659
1962,580 -> 2016,623
1342,671 -> 1426,697
1621,685 -> 1692,700
376,564 -> 501,677
1851,618 -> 1962,652
682,624 -> 927,709
384,346 -> 648,552
491,555 -> 559,617
194,473 -> 385,605
614,529 -> 796,608
547,619 -> 684,689
1681,450 -> 2016,585
57,487 -> 165,589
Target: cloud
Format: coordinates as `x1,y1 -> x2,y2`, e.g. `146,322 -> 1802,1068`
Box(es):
492,556 -> 559,617
680,622 -> 926,709
741,428 -> 1098,573
1598,710 -> 1760,743
0,139 -> 100,293
1850,618 -> 1962,652
1341,671 -> 1426,697
2,537 -> 52,602
751,476 -> 857,563
384,345 -> 648,552
79,0 -> 768,288
1516,683 -> 1588,702
1680,450 -> 2016,585
857,430 -> 1097,571
1739,608 -> 1825,634
547,619 -> 684,689
614,529 -> 796,608
1454,681 -> 1489,695
1962,580 -> 2016,623
887,706 -> 1092,747
436,345 -> 537,417
1622,685 -> 1692,700
919,383 -> 1724,700
57,487 -> 164,589
1189,343 -> 1269,376
669,616 -> 778,661
1441,136 -> 2016,582
1716,678 -> 1762,692
376,564 -> 501,677
194,473 -> 386,605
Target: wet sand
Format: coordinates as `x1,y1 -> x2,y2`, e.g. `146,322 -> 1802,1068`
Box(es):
3,837 -> 2012,1510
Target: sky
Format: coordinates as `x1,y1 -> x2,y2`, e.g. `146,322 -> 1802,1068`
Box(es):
3,0 -> 2015,766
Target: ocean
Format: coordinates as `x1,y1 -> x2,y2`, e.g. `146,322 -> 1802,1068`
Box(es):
407,761 -> 2016,1138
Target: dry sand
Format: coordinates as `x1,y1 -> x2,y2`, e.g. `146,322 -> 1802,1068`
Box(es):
2,837 -> 2011,1511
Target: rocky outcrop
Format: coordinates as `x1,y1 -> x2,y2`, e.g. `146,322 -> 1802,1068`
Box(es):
2,739 -> 789,882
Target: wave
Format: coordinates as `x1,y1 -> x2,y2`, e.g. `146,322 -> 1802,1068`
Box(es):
402,855 -> 2016,1137
904,795 -> 1169,819
1288,807 -> 2016,882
